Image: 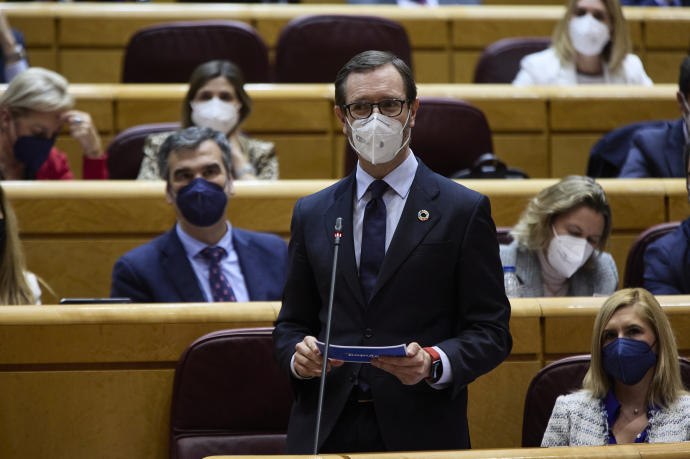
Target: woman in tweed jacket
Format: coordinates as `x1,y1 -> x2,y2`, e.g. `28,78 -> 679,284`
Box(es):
542,288 -> 690,446
137,60 -> 278,181
500,176 -> 618,297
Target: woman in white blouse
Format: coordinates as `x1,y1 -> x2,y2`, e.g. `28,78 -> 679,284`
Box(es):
513,0 -> 652,86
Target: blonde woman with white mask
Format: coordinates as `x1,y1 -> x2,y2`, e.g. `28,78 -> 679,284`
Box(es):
137,60 -> 278,180
513,0 -> 652,86
500,176 -> 618,297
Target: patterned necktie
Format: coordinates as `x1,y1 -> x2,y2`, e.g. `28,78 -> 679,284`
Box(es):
200,246 -> 237,302
359,179 -> 389,302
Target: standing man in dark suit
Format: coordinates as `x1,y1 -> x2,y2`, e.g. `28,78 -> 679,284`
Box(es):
111,127 -> 287,303
273,51 -> 512,453
619,56 -> 690,178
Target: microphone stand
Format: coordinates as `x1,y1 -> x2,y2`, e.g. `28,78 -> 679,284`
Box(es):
312,217 -> 343,455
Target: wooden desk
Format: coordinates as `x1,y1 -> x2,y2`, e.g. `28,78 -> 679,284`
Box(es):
2,297 -> 690,458
3,178 -> 679,306
2,4 -> 689,84
0,83 -> 678,180
348,442 -> 690,458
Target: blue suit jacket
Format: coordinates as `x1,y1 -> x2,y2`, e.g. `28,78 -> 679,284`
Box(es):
273,159 -> 512,452
643,217 -> 690,294
618,118 -> 686,178
111,225 -> 287,302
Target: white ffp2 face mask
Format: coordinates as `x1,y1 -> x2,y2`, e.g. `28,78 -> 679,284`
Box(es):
546,228 -> 595,279
569,13 -> 611,57
347,112 -> 411,165
191,98 -> 239,135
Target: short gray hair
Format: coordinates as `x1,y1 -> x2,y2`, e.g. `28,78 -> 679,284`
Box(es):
157,127 -> 232,182
0,67 -> 74,116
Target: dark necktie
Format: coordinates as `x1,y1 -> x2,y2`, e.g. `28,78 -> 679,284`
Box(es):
200,246 -> 237,302
359,180 -> 389,302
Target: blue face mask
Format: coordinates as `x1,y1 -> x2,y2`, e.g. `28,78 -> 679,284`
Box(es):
14,135 -> 55,179
175,177 -> 228,227
601,337 -> 657,386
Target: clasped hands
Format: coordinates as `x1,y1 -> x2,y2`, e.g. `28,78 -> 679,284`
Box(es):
293,335 -> 432,385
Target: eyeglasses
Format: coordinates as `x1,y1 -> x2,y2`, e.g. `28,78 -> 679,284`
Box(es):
343,99 -> 408,120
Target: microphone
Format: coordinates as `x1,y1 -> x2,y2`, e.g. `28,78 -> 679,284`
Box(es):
313,217 -> 343,454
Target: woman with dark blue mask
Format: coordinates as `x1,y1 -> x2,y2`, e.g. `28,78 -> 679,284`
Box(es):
542,288 -> 690,446
0,67 -> 108,180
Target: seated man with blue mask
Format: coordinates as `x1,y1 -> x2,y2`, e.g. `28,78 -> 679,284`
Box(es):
619,56 -> 690,178
111,127 -> 287,303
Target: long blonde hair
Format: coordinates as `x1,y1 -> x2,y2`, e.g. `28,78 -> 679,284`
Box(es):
0,185 -> 36,304
551,0 -> 631,74
582,288 -> 687,408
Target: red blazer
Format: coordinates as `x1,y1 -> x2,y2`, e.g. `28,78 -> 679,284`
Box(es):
35,147 -> 108,180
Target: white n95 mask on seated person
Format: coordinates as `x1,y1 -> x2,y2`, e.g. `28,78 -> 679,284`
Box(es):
546,228 -> 594,279
568,14 -> 610,57
191,98 -> 239,135
347,112 -> 410,165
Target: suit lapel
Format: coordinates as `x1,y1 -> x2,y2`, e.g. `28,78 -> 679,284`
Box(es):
161,227 -> 206,302
324,174 -> 365,307
371,162 -> 440,300
233,229 -> 260,300
662,119 -> 686,177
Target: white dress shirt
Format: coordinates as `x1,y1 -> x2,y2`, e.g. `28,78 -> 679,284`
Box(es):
176,221 -> 249,302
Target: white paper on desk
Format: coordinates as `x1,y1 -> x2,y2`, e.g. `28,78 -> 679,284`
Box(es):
316,341 -> 407,363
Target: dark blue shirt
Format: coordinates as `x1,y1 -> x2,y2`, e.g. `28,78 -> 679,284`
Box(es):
604,390 -> 652,444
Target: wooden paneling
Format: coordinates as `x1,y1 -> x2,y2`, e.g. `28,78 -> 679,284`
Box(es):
61,50 -> 123,83
262,134 -> 333,179
3,299 -> 690,458
450,12 -> 558,48
3,5 -> 688,84
549,86 -> 679,131
0,369 -> 173,459
0,302 -> 278,459
549,134 -> 599,178
452,51 -> 481,83
3,179 -> 680,298
0,83 -> 677,180
26,49 -> 57,71
412,50 -> 451,84
645,51 -> 688,86
664,179 -> 688,223
468,360 -> 542,449
493,134 -> 549,178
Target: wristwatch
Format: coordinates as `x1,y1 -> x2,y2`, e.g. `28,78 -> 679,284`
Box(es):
423,347 -> 443,383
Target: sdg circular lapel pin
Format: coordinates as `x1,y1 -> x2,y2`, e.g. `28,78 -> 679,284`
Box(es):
417,209 -> 430,221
